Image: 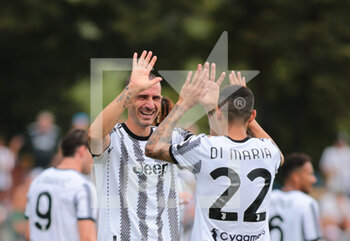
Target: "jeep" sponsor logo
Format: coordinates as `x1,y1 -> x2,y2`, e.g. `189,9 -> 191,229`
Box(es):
133,162 -> 168,176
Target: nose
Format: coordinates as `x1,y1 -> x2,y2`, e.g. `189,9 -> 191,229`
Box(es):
143,98 -> 156,110
311,174 -> 317,184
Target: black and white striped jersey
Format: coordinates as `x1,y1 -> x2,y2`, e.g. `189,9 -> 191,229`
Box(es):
25,168 -> 97,241
269,190 -> 322,241
93,123 -> 191,241
170,134 -> 281,241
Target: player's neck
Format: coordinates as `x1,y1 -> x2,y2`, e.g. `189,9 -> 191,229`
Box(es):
57,157 -> 82,173
124,119 -> 152,137
227,125 -> 248,140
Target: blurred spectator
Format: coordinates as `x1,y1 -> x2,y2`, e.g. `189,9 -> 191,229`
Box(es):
320,132 -> 350,195
71,112 -> 89,130
0,134 -> 15,204
8,135 -> 24,163
269,153 -> 322,241
22,111 -> 60,169
319,189 -> 350,241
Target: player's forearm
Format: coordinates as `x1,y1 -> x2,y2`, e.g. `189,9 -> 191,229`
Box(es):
206,110 -> 222,136
248,120 -> 272,140
145,100 -> 189,162
89,86 -> 136,150
249,120 -> 284,164
78,220 -> 97,241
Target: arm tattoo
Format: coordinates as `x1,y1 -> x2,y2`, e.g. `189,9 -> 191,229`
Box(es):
116,86 -> 129,103
116,86 -> 133,108
146,104 -> 185,162
123,91 -> 133,108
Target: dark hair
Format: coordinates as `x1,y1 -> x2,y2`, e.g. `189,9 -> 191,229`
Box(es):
61,129 -> 89,157
279,153 -> 311,184
218,85 -> 254,123
153,97 -> 174,126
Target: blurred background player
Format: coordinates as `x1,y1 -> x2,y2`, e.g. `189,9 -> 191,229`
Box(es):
71,112 -> 90,130
269,153 -> 322,241
25,129 -> 97,241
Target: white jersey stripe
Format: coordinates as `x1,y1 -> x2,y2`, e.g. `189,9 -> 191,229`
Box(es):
310,203 -> 321,238
82,183 -> 92,219
132,138 -> 150,240
167,165 -> 180,241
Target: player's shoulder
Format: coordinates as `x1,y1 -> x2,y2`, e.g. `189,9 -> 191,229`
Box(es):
293,190 -> 317,204
49,168 -> 90,185
172,127 -> 194,140
271,190 -> 317,209
30,167 -> 54,183
271,189 -> 286,200
250,137 -> 275,146
282,190 -> 316,205
110,123 -> 124,136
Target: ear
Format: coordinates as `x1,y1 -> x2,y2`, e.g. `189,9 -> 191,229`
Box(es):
248,110 -> 256,123
290,172 -> 300,185
76,145 -> 86,158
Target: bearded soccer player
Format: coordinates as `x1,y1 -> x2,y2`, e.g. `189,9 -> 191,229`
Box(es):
25,129 -> 97,241
88,51 -> 225,240
269,153 -> 322,241
145,68 -> 284,241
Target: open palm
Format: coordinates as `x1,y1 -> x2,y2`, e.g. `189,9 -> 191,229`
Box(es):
129,51 -> 162,91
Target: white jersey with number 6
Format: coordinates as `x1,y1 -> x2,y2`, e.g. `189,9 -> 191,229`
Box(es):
25,167 -> 97,241
170,134 -> 281,241
269,190 -> 322,241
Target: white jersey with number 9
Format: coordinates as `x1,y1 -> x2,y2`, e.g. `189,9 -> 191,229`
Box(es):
25,168 -> 97,241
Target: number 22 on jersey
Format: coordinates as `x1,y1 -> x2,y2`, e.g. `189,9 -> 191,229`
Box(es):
209,167 -> 271,222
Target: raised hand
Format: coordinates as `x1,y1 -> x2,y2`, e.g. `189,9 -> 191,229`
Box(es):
129,50 -> 162,92
200,62 -> 226,111
229,70 -> 246,87
179,65 -> 208,110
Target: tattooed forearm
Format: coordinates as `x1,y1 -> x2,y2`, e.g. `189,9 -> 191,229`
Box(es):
146,103 -> 186,163
122,90 -> 133,108
116,86 -> 134,109
155,104 -> 183,144
116,86 -> 128,103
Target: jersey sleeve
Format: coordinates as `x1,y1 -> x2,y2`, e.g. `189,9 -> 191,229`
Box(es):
75,182 -> 98,221
171,128 -> 193,144
301,200 -> 323,240
261,138 -> 282,173
169,134 -> 207,174
92,126 -> 119,163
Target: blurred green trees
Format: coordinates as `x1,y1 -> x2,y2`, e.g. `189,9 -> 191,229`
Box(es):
1,0 -> 350,164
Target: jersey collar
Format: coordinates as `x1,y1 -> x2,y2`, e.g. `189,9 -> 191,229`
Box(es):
225,136 -> 250,143
121,123 -> 153,141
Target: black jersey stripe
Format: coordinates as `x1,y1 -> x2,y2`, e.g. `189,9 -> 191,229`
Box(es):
175,136 -> 201,155
118,130 -> 131,240
156,173 -> 165,241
